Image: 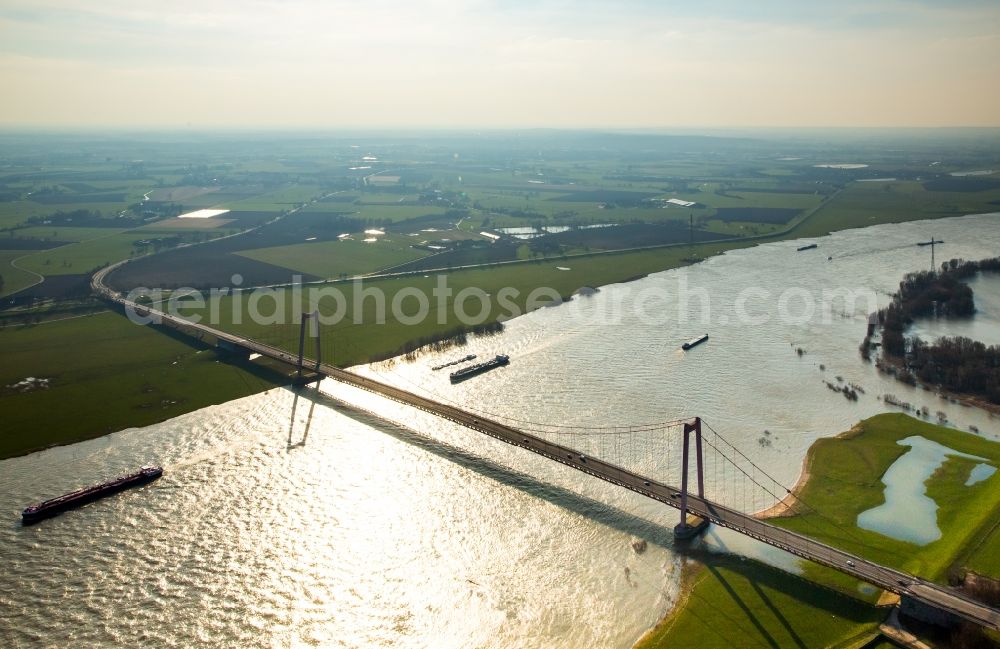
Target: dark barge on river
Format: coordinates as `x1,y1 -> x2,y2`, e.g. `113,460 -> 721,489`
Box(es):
21,466 -> 163,525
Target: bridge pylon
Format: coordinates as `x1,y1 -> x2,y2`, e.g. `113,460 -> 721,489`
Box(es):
294,311 -> 323,386
675,416 -> 710,540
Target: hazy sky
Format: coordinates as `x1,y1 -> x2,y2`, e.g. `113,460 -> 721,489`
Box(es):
1,0 -> 998,129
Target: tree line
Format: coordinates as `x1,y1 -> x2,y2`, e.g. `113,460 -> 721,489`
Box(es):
864,257 -> 1000,405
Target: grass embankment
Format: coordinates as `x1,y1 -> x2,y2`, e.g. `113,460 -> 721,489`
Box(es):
636,554 -> 884,649
963,521 -> 1000,577
638,413 -> 1000,649
773,413 -> 1000,585
0,310 -> 287,459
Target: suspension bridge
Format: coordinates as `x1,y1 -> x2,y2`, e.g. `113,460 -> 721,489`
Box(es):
91,265 -> 1000,630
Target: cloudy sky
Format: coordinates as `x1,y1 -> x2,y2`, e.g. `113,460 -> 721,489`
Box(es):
1,0 -> 998,129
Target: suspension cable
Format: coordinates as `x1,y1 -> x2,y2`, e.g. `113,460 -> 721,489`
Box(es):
701,419 -> 880,549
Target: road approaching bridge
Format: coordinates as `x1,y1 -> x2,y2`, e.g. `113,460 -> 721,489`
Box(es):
90,266 -> 1000,631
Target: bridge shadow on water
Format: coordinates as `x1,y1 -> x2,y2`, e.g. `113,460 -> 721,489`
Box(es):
286,385 -> 318,451
288,384 -> 678,552
284,386 -> 882,637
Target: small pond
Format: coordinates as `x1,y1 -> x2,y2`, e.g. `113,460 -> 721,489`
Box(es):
857,436 -> 990,545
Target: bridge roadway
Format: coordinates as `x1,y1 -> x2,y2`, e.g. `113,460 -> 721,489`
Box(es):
90,269 -> 1000,630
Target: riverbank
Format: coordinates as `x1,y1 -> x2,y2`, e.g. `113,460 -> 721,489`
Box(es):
0,311 -> 291,459
753,436 -> 821,519
636,413 -> 1000,648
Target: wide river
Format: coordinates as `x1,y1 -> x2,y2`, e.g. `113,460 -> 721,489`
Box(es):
3,214 -> 1000,648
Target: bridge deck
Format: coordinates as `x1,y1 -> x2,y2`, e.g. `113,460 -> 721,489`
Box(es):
90,268 -> 1000,630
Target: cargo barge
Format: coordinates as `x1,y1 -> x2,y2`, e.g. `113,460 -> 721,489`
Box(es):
450,354 -> 509,383
796,243 -> 818,251
21,466 -> 163,525
681,334 -> 709,350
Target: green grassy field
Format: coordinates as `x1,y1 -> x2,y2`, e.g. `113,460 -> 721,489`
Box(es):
10,226 -> 129,242
302,202 -> 448,225
353,192 -> 417,204
0,310 -> 285,459
792,181 -> 1000,238
636,555 -> 884,649
356,204 -> 451,222
773,413 -> 1000,585
701,219 -> 785,237
222,184 -> 323,211
16,230 -> 164,276
236,237 -> 432,278
0,250 -> 42,296
0,201 -> 56,229
962,513 -> 1000,577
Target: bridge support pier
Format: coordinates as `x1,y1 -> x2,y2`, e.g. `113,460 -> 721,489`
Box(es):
674,417 -> 710,541
294,311 -> 324,386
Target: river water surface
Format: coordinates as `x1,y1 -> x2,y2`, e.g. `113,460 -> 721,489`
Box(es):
2,213 -> 1000,648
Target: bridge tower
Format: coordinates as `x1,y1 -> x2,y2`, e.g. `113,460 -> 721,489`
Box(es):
295,311 -> 323,385
675,417 -> 710,540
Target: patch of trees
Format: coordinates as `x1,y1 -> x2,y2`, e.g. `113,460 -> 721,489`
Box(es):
136,202 -> 184,220
908,336 -> 1000,404
132,236 -> 185,253
475,205 -> 546,220
867,257 -> 1000,404
876,262 -> 981,357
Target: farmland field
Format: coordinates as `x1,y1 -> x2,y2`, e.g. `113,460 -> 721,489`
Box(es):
0,310 -> 286,458
792,180 -> 1000,238
17,230 -> 178,276
237,237 -> 432,278
0,201 -> 59,228
712,207 -> 801,223
11,226 -> 129,242
0,250 -> 42,296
